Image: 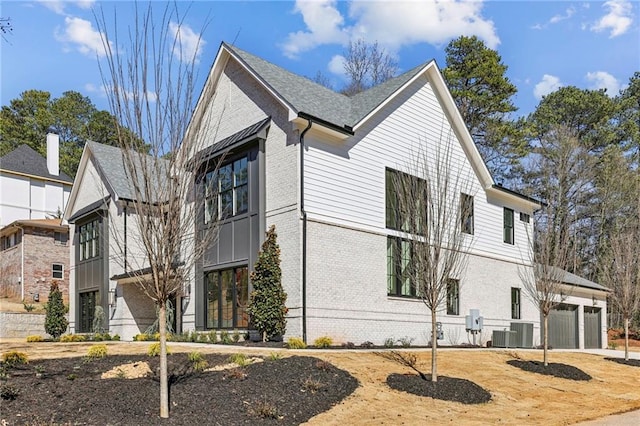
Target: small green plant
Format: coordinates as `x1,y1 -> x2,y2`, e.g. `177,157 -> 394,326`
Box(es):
35,365 -> 45,378
313,336 -> 333,348
384,337 -> 395,348
188,351 -> 209,371
0,366 -> 8,380
86,344 -> 108,359
26,335 -> 43,342
608,341 -> 618,350
66,373 -> 77,381
252,400 -> 279,419
268,352 -> 282,361
286,337 -> 307,349
112,334 -> 121,341
22,300 -> 35,312
232,330 -> 241,343
147,342 -> 172,357
398,336 -> 414,348
0,384 -> 19,400
115,368 -> 127,379
220,330 -> 232,344
2,351 -> 28,366
302,377 -> 323,393
207,331 -> 218,344
227,353 -> 249,367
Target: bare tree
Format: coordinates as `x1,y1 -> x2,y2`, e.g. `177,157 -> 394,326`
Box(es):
602,226 -> 640,360
342,39 -> 397,95
389,136 -> 474,382
95,3 -> 219,418
0,17 -> 12,43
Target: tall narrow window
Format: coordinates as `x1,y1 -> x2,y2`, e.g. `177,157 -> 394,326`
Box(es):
503,208 -> 514,244
385,167 -> 427,233
78,219 -> 99,261
386,237 -> 416,297
78,291 -> 97,333
511,287 -> 521,319
446,279 -> 460,315
460,193 -> 474,234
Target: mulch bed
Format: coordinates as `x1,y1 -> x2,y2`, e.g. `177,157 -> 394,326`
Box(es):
605,357 -> 640,367
0,354 -> 358,425
507,360 -> 592,380
386,374 -> 492,404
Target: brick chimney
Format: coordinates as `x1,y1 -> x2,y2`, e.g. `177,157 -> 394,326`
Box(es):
46,133 -> 59,176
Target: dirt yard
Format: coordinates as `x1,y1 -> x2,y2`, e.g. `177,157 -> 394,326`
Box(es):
1,340 -> 639,425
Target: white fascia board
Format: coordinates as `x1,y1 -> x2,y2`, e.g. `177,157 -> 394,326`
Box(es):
292,117 -> 350,141
63,143 -> 91,221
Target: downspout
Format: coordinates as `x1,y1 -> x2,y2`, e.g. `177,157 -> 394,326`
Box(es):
300,119 -> 312,344
20,226 -> 25,301
123,204 -> 127,271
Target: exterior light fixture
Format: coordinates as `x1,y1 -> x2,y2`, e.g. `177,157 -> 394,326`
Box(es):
108,289 -> 117,307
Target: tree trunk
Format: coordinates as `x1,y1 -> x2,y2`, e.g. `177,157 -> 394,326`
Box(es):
625,317 -> 630,361
431,308 -> 438,383
159,302 -> 169,418
543,314 -> 549,367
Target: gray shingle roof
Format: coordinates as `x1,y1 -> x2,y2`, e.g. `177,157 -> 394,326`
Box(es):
87,142 -> 167,203
544,266 -> 610,292
224,43 -> 430,129
0,144 -> 73,183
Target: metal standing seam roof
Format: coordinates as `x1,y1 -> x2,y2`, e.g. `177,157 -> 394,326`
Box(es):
224,43 -> 431,129
0,144 -> 73,183
86,141 -> 168,204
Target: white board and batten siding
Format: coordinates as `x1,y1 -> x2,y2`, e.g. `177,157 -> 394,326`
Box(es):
303,75 -> 533,264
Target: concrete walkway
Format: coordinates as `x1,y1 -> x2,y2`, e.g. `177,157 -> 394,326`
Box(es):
576,409 -> 640,425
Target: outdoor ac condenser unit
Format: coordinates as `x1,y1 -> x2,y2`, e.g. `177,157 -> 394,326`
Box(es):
510,322 -> 534,348
492,330 -> 517,348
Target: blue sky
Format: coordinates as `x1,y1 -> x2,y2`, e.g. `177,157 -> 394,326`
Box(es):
1,0 -> 638,117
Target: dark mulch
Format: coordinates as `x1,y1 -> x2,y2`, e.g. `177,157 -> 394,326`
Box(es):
0,354 -> 358,425
386,374 -> 491,404
507,360 -> 592,381
605,357 -> 640,367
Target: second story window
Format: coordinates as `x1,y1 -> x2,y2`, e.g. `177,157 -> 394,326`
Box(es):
79,219 -> 99,261
204,156 -> 248,224
503,207 -> 514,245
54,231 -> 68,246
385,168 -> 427,233
460,193 -> 474,235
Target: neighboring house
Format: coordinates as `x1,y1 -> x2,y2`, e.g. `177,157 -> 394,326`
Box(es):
0,218 -> 70,304
0,134 -> 73,227
65,42 -> 608,348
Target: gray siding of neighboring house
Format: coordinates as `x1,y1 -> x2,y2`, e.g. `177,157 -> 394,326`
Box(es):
74,212 -> 109,331
195,144 -> 262,330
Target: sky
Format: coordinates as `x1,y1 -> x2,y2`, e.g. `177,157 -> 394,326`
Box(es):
1,0 -> 638,118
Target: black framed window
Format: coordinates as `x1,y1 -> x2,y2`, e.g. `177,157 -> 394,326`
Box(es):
52,263 -> 64,279
519,212 -> 530,223
385,168 -> 427,233
503,208 -> 514,244
54,231 -> 68,245
206,266 -> 249,329
460,193 -> 474,234
511,287 -> 521,319
78,290 -> 97,332
387,237 -> 416,297
79,219 -> 99,261
204,156 -> 248,224
446,279 -> 459,315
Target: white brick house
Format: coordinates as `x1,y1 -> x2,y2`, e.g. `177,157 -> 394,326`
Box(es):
65,42 -> 609,348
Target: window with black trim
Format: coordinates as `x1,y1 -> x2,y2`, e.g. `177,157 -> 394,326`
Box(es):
385,168 -> 427,233
78,291 -> 97,333
511,287 -> 521,319
446,279 -> 460,315
205,266 -> 249,329
503,208 -> 514,244
204,156 -> 248,223
519,212 -> 530,223
54,231 -> 68,245
387,236 -> 416,297
79,219 -> 99,261
52,263 -> 64,279
460,193 -> 474,234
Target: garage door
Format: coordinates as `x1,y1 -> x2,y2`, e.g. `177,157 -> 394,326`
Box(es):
584,307 -> 602,349
548,304 -> 578,349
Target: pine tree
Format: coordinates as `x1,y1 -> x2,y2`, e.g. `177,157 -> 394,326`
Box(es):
248,225 -> 287,341
44,281 -> 68,339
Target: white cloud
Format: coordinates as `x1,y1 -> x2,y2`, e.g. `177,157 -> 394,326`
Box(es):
55,16 -> 109,57
38,0 -> 96,15
282,0 -> 499,59
585,71 -> 621,95
550,6 -> 576,24
534,74 -> 563,100
327,54 -> 346,76
591,0 -> 633,37
169,22 -> 206,64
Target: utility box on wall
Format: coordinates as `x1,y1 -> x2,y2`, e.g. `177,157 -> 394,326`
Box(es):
465,309 -> 483,331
